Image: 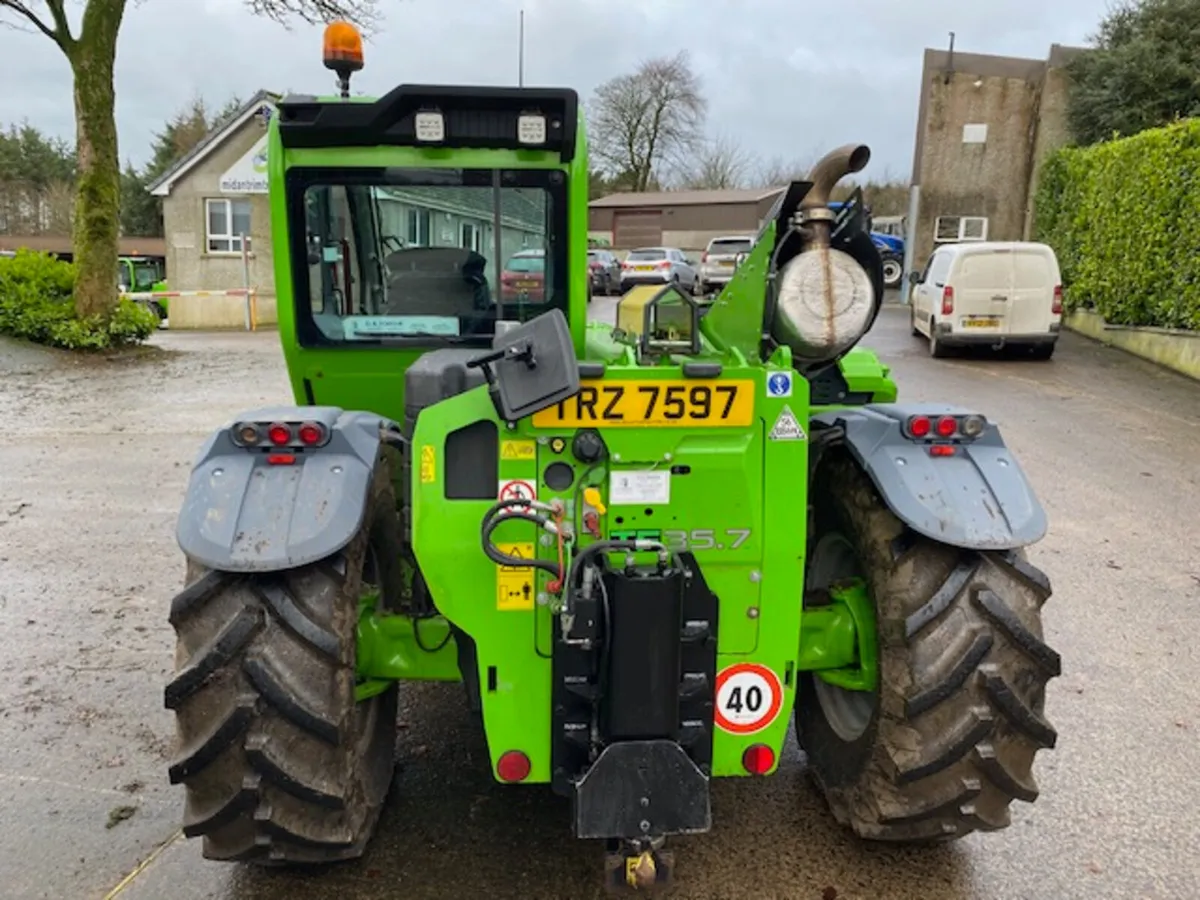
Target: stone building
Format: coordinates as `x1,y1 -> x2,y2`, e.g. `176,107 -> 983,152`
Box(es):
907,43 -> 1085,272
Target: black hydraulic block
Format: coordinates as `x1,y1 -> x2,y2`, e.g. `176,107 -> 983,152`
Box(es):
601,567 -> 684,741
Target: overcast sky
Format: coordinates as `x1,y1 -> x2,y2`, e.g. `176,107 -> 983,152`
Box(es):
2,0 -> 1108,180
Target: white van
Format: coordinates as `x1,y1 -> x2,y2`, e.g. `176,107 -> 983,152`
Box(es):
908,241 -> 1063,359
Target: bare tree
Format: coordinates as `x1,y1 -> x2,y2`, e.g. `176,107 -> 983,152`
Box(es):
589,51 -> 706,193
0,0 -> 379,320
675,133 -> 754,190
751,154 -> 817,189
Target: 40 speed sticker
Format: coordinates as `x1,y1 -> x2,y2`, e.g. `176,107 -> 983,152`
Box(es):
713,662 -> 784,735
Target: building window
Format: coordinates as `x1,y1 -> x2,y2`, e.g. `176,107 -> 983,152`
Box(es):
407,208 -> 430,245
460,221 -> 481,252
206,198 -> 252,253
934,215 -> 988,243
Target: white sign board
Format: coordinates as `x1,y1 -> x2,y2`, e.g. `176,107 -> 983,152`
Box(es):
219,136 -> 269,194
962,123 -> 988,144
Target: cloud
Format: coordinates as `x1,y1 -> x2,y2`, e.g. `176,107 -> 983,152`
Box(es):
0,0 -> 1108,177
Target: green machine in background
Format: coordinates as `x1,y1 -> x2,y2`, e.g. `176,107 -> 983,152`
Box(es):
164,21 -> 1059,892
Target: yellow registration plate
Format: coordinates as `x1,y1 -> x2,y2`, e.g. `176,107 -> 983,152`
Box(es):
531,380 -> 755,428
963,316 -> 1001,328
635,265 -> 655,272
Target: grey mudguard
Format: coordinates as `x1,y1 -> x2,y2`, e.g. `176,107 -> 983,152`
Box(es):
176,405 -> 393,573
812,403 -> 1047,550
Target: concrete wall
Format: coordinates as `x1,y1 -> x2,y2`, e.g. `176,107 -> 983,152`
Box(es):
910,45 -> 1083,268
1022,46 -> 1083,238
168,293 -> 278,330
161,122 -> 275,302
1065,309 -> 1200,381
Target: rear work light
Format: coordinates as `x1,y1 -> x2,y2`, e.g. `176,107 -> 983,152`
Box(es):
231,419 -> 331,450
1052,284 -> 1063,315
941,285 -> 955,316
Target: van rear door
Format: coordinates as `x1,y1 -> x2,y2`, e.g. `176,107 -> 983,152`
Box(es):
952,247 -> 1014,337
1008,248 -> 1056,336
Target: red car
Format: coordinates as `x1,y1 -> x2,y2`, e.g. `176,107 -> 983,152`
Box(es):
499,249 -> 546,303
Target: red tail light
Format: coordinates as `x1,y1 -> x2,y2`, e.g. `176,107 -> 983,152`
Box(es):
657,260 -> 670,269
907,415 -> 932,438
941,285 -> 955,316
935,416 -> 958,438
742,744 -> 776,775
1052,284 -> 1063,315
497,750 -> 531,783
298,422 -> 325,446
267,423 -> 292,446
701,252 -> 709,263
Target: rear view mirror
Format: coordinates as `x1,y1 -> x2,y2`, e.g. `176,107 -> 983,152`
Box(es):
467,308 -> 580,422
908,271 -> 922,285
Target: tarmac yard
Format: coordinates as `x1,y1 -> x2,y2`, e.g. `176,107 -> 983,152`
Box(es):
1,302 -> 1198,900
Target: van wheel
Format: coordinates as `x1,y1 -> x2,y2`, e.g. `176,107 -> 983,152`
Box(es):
929,320 -> 950,359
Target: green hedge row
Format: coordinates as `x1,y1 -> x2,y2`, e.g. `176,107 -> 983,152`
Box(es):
1033,118 -> 1200,331
0,249 -> 158,350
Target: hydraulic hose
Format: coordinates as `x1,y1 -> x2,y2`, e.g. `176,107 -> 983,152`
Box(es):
480,506 -> 563,577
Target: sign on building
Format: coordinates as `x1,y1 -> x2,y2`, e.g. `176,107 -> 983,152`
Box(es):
219,136 -> 269,194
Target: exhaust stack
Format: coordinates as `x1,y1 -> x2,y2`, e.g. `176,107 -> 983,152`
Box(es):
769,143 -> 878,367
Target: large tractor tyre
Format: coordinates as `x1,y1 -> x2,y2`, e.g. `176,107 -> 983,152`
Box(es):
797,454 -> 1059,843
164,460 -> 402,864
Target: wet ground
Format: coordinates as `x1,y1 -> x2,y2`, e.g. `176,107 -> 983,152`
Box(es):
1,303 -> 1198,900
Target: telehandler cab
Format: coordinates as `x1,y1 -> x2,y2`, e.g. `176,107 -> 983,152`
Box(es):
165,21 -> 1060,891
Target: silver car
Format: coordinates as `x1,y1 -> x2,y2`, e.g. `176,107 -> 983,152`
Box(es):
619,246 -> 698,291
696,235 -> 753,295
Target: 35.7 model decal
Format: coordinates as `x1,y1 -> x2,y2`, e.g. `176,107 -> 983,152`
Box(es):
607,528 -> 752,551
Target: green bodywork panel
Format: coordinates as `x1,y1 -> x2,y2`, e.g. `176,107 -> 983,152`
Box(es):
266,90 -> 894,785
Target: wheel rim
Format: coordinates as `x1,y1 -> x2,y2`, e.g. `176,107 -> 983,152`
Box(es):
882,259 -> 902,284
808,532 -> 876,742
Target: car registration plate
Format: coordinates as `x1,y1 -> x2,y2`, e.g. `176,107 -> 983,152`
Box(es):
963,316 -> 1001,328
635,265 -> 655,272
531,379 -> 755,428
515,280 -> 538,289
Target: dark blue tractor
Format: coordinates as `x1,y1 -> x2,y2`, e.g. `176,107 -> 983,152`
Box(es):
829,201 -> 905,289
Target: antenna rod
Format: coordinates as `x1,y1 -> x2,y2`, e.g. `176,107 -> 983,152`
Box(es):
519,9 -> 525,86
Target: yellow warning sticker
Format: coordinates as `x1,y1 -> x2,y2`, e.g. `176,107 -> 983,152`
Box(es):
420,445 -> 436,483
500,439 -> 536,462
496,542 -> 536,611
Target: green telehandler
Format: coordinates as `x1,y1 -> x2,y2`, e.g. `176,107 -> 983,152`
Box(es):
165,23 -> 1059,892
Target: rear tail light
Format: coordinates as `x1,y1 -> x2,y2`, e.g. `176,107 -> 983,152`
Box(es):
1052,284 -> 1063,315
298,422 -> 326,446
497,750 -> 531,783
657,260 -> 670,269
701,252 -> 709,263
742,744 -> 776,775
941,285 -> 955,316
905,414 -> 988,444
267,423 -> 292,446
907,415 -> 932,438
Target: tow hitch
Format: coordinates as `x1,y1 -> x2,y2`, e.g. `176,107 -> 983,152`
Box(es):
605,840 -> 673,892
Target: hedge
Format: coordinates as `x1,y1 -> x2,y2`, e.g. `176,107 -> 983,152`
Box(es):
1033,117 -> 1200,331
0,249 -> 158,350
